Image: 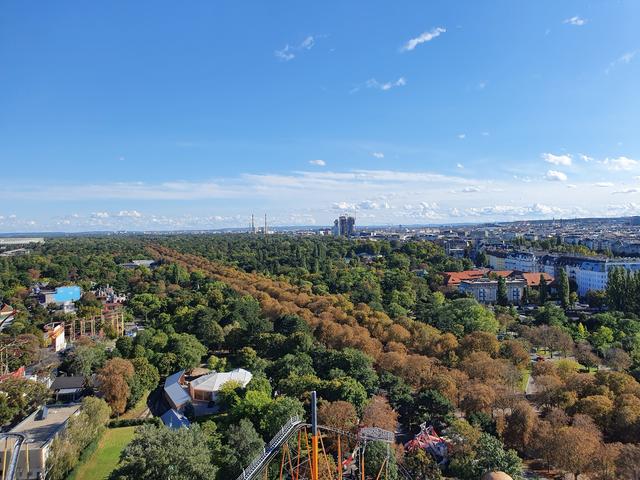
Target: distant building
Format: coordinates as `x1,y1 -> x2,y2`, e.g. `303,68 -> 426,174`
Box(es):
333,216 -> 355,237
0,404 -> 81,480
0,238 -> 45,246
34,285 -> 81,314
118,259 -> 158,269
459,277 -> 526,305
44,323 -> 66,352
487,249 -> 640,297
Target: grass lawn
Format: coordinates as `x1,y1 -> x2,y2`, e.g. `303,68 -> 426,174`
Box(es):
70,427 -> 135,480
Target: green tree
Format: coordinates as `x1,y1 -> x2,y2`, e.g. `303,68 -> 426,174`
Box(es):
559,270 -> 570,309
539,274 -> 548,305
434,298 -> 499,337
128,357 -> 160,409
403,448 -> 443,480
0,378 -> 50,425
110,425 -> 217,480
260,396 -> 305,437
166,333 -> 207,370
364,441 -> 398,480
497,276 -> 509,306
223,419 -> 265,478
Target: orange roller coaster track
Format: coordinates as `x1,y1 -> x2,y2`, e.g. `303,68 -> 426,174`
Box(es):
236,391 -> 411,480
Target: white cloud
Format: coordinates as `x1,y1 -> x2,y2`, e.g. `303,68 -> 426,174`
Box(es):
358,200 -> 390,210
542,152 -> 572,166
457,133 -> 466,140
595,182 -> 614,188
363,77 -> 406,91
579,154 -> 593,162
567,184 -> 577,189
309,159 -> 326,166
481,132 -> 490,136
332,202 -> 354,210
546,170 -> 567,182
117,210 -> 142,218
92,212 -> 110,218
564,16 -> 586,26
401,27 -> 446,52
372,152 -> 385,159
275,36 -> 316,61
460,186 -> 481,193
602,156 -> 638,171
456,163 -> 464,169
613,188 -> 640,195
606,51 -> 637,74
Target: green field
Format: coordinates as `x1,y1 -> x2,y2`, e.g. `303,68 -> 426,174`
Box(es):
70,427 -> 135,480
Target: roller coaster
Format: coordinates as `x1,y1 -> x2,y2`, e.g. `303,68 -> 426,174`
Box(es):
237,392 -> 415,480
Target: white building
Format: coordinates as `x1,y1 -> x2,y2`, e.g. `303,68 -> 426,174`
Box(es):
459,277 -> 526,305
0,404 -> 81,480
163,368 -> 253,411
188,368 -> 253,403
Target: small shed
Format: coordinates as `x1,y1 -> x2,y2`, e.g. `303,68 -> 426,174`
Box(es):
50,376 -> 86,402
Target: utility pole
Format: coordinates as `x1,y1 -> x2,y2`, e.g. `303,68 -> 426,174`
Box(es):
311,390 -> 319,480
264,213 -> 268,235
251,214 -> 255,234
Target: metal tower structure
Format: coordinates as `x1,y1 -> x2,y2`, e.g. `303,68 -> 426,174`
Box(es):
236,391 -> 406,480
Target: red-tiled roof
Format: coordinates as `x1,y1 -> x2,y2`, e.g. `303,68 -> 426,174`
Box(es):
521,272 -> 554,287
491,270 -> 514,278
442,269 -> 490,286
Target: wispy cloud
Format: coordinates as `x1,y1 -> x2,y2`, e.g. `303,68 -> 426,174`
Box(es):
275,36 -> 316,61
309,159 -> 326,166
400,27 -> 446,52
613,188 -> 640,195
606,51 -> 637,74
457,133 -> 466,140
372,152 -> 385,159
352,77 -> 406,93
542,152 -> 572,166
546,170 -> 567,182
564,16 -> 586,26
595,182 -> 614,188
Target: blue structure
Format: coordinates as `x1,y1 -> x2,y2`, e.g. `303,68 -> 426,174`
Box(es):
53,286 -> 81,303
161,409 -> 190,429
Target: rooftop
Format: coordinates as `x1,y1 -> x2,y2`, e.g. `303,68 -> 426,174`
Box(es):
50,376 -> 85,391
163,370 -> 191,407
160,409 -> 191,430
8,404 -> 81,449
190,368 -> 253,392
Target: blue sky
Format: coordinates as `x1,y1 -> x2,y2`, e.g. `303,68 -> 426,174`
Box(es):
1,1 -> 639,231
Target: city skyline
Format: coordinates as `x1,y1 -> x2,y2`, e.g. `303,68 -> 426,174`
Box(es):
1,1 -> 639,232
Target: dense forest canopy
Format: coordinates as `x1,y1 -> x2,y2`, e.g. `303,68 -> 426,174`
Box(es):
0,234 -> 639,479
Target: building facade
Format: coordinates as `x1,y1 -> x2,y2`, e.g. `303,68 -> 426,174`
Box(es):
459,277 -> 526,304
